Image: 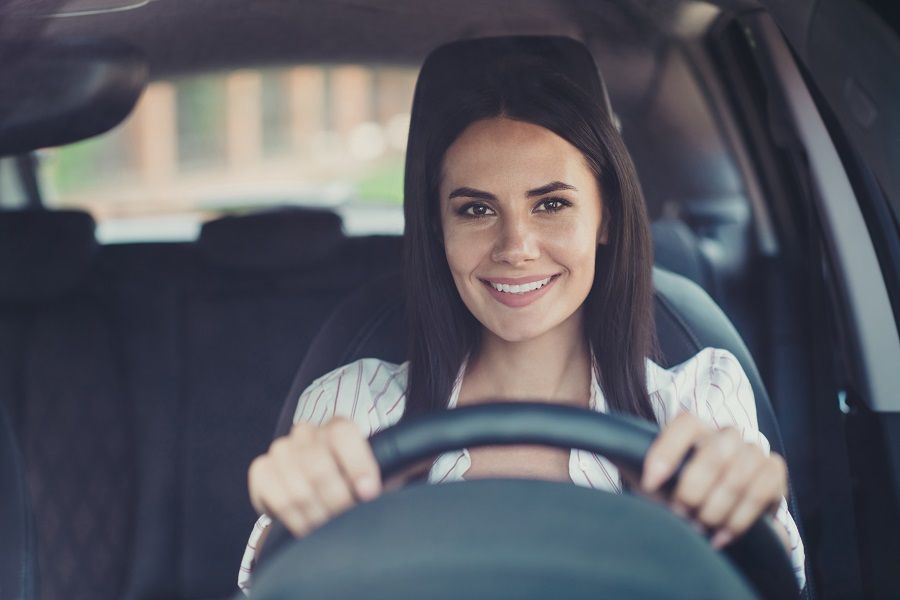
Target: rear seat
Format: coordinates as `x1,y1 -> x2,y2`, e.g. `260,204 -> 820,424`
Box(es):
0,210 -> 137,600
0,207 -> 714,599
169,210 -> 400,598
0,208 -> 401,599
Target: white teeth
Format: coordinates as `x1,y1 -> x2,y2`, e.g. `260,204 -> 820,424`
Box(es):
490,276 -> 553,294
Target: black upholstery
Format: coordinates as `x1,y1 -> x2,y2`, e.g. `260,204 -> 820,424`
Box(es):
173,218 -> 399,599
197,207 -> 344,270
0,210 -> 136,600
0,210 -> 98,303
650,217 -> 715,294
0,394 -> 38,600
0,208 -> 403,599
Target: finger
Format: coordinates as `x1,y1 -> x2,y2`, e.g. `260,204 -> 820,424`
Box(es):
723,456 -> 787,538
249,455 -> 311,537
642,413 -> 708,493
325,418 -> 382,501
289,421 -> 317,442
299,443 -> 356,520
696,444 -> 765,530
672,427 -> 743,513
248,456 -> 269,515
268,436 -> 330,527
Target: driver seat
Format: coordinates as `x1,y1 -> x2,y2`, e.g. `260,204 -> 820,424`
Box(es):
270,35 -> 809,595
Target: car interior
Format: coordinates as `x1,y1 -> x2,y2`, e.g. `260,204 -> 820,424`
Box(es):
1,1 -> 898,599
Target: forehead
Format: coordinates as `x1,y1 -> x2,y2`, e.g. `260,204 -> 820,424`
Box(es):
440,118 -> 594,191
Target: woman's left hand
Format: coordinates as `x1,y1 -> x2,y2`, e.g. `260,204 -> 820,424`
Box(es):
640,412 -> 788,550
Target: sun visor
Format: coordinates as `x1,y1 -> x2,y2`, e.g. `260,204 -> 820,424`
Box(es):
0,37 -> 147,156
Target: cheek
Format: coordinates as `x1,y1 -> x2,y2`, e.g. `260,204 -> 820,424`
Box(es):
443,228 -> 485,279
545,220 -> 598,274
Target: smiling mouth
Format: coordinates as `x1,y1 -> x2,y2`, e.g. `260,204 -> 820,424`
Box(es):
480,274 -> 560,295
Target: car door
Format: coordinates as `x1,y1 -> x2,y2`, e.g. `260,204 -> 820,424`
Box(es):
716,3 -> 900,597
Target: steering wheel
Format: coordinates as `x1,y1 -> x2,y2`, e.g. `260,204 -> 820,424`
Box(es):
247,404 -> 799,599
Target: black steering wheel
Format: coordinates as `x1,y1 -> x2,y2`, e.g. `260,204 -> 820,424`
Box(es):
247,404 -> 799,599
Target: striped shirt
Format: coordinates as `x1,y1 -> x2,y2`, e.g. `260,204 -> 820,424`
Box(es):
239,347 -> 806,593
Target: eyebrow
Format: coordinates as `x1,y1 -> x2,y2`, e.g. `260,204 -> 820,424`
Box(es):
448,181 -> 577,200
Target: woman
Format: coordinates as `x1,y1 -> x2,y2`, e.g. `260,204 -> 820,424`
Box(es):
238,40 -> 806,593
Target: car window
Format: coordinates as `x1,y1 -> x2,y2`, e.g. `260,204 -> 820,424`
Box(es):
40,64 -> 416,242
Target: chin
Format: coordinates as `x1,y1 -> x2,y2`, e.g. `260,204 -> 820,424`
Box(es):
487,319 -> 554,344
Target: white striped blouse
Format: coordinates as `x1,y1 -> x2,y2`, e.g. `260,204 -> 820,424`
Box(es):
238,347 -> 806,594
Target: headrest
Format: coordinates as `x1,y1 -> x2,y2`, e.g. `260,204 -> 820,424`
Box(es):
416,36 -> 614,124
0,210 -> 98,303
650,218 -> 713,293
198,208 -> 345,270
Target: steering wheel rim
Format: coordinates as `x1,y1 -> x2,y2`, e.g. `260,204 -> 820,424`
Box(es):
253,403 -> 799,599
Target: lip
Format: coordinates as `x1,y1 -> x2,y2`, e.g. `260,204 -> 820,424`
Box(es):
480,274 -> 560,308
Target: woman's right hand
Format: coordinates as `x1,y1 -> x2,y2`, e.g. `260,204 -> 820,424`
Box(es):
248,417 -> 382,537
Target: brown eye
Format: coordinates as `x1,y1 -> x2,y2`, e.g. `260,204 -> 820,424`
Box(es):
535,197 -> 572,213
460,203 -> 496,218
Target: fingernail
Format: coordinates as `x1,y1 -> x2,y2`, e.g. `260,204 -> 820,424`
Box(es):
356,476 -> 379,501
711,530 -> 733,549
642,459 -> 669,491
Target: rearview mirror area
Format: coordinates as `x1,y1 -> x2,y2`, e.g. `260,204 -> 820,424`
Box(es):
0,36 -> 147,156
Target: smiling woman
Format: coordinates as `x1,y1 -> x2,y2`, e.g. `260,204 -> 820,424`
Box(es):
241,36 -> 806,596
402,45 -> 656,424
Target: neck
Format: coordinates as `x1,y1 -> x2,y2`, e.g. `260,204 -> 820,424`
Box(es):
462,310 -> 592,406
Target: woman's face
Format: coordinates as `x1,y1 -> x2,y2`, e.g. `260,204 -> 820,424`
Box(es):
439,117 -> 607,343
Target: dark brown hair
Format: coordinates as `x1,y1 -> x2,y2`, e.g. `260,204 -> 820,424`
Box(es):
403,53 -> 658,423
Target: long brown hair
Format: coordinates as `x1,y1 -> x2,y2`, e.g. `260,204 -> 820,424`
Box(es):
403,49 -> 658,424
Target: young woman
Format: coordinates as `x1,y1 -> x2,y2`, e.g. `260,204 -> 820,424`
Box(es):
238,45 -> 806,593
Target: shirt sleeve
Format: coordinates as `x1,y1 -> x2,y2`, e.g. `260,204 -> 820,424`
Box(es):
236,359 -> 403,596
237,514 -> 271,595
697,348 -> 807,593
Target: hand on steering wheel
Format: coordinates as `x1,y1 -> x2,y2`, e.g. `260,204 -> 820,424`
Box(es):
252,404 -> 799,599
248,418 -> 382,538
641,412 -> 790,551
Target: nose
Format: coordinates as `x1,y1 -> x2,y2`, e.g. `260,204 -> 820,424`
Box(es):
491,215 -> 540,266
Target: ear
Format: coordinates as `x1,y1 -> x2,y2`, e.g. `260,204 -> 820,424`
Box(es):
597,215 -> 609,245
597,225 -> 609,245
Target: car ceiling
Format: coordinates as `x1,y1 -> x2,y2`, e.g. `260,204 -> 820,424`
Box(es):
0,0 -> 762,117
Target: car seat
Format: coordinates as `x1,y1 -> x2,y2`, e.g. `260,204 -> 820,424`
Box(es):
0,385 -> 38,600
